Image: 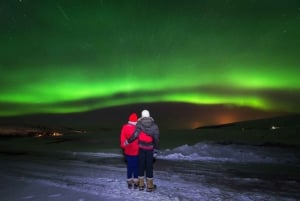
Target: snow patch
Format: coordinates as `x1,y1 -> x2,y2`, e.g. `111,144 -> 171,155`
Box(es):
157,142 -> 299,163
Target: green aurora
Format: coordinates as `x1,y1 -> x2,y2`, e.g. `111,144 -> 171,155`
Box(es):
0,0 -> 300,121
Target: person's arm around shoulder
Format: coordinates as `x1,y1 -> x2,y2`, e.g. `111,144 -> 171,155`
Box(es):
124,123 -> 141,146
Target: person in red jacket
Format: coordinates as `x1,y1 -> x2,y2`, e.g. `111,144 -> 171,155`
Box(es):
120,113 -> 139,189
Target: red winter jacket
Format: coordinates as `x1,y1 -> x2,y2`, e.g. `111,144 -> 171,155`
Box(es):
120,122 -> 139,156
138,130 -> 154,150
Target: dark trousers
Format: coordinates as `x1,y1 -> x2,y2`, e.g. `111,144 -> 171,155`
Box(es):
138,148 -> 153,178
125,155 -> 139,179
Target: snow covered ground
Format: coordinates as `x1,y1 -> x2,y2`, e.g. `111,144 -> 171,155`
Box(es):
1,141 -> 299,201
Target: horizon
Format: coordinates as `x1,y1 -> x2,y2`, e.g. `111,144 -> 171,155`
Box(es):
0,104 -> 298,130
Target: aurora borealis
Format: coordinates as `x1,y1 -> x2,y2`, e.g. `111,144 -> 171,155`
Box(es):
1,0 -> 300,128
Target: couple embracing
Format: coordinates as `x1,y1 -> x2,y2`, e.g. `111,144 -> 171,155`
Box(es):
120,109 -> 160,192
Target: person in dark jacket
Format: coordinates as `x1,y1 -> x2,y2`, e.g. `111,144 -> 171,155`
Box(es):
124,109 -> 159,192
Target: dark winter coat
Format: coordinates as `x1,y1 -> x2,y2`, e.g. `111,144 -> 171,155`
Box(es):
127,117 -> 159,150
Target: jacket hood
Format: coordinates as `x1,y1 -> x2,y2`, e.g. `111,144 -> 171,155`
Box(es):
139,117 -> 154,128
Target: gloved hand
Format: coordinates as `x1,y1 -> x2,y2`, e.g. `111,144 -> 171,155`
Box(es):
123,140 -> 129,146
153,149 -> 158,158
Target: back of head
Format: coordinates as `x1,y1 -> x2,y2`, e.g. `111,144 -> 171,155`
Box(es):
141,109 -> 150,118
128,113 -> 138,123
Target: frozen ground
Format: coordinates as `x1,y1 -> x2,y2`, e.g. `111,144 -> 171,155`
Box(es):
0,142 -> 300,201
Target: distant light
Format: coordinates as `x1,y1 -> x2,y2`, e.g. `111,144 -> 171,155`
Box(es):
52,132 -> 63,136
271,125 -> 280,130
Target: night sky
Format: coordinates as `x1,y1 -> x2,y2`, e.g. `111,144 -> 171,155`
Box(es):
1,0 -> 300,128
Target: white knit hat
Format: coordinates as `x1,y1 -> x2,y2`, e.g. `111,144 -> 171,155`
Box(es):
141,109 -> 150,118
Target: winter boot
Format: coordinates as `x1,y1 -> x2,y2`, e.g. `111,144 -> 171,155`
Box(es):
133,178 -> 139,189
138,176 -> 145,191
127,179 -> 133,189
146,178 -> 156,192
